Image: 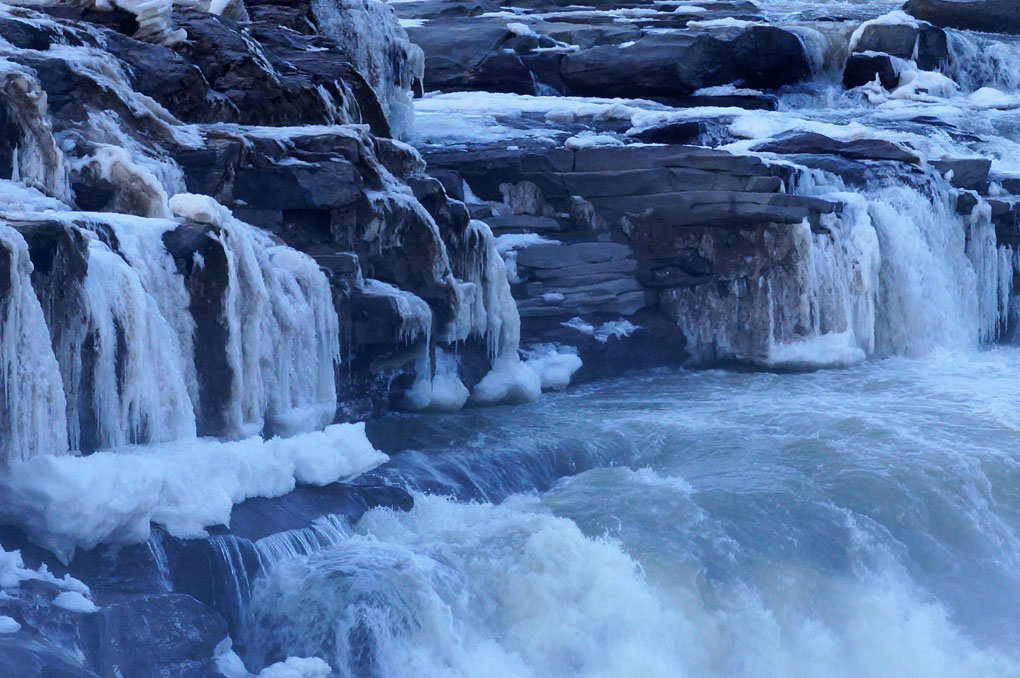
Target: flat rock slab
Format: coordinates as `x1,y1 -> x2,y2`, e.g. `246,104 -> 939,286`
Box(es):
755,131 -> 920,164
516,241 -> 633,268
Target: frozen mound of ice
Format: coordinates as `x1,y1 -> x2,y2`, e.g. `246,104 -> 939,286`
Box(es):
0,423 -> 386,560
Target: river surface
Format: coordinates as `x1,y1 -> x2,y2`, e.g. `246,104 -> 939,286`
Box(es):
240,348 -> 1020,677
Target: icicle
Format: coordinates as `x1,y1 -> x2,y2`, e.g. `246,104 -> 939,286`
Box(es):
0,224 -> 69,464
81,237 -> 196,449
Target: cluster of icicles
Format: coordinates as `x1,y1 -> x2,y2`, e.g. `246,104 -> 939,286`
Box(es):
0,195 -> 342,464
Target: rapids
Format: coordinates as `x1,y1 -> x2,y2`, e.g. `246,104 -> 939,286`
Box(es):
233,349 -> 1020,678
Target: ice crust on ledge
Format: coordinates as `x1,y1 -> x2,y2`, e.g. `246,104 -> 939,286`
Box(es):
0,423 -> 387,560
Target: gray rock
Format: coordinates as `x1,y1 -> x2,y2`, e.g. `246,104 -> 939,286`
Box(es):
81,594 -> 227,678
587,190 -> 840,228
755,132 -> 920,164
232,162 -> 363,211
931,158 -> 991,191
852,22 -> 948,71
561,27 -> 810,98
485,215 -> 566,232
529,258 -> 638,279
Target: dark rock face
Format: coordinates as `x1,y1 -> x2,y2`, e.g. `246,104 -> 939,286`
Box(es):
16,221 -> 90,449
100,6 -> 389,133
566,26 -> 810,97
904,0 -> 1020,34
80,594 -> 227,678
931,158 -> 992,192
423,140 -> 847,366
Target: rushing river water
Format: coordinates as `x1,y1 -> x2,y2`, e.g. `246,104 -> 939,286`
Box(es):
237,348 -> 1020,677
216,4 -> 1020,674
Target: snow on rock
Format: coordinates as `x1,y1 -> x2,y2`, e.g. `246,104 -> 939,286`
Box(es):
493,233 -> 560,255
257,657 -> 333,678
0,423 -> 387,560
561,317 -> 642,343
848,10 -> 921,54
53,591 -> 99,614
470,357 -> 543,404
0,616 -> 20,633
594,320 -> 641,343
564,133 -> 625,150
169,192 -> 227,227
0,544 -> 89,593
87,0 -> 188,45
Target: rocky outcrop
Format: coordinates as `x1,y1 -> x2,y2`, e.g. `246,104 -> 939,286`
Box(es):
422,141 -> 854,364
401,0 -> 811,100
0,0 -> 528,444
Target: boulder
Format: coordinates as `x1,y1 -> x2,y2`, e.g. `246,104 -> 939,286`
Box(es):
843,53 -> 899,90
81,594 -> 227,678
903,0 -> 1020,34
561,27 -> 810,98
852,22 -> 948,71
931,158 -> 991,191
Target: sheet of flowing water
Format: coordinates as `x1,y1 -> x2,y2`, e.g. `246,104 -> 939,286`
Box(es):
242,348 -> 1020,677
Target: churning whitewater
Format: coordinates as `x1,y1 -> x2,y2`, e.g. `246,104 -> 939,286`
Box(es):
232,350 -> 1020,678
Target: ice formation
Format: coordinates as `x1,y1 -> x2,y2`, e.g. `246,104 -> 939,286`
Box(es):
311,0 -> 424,138
0,423 -> 386,560
0,225 -> 69,464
